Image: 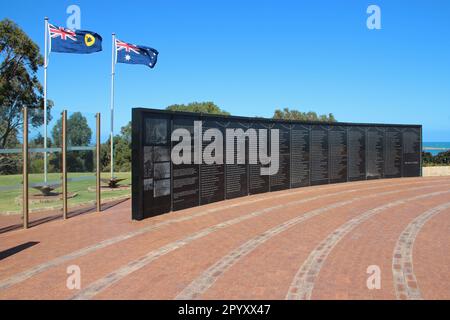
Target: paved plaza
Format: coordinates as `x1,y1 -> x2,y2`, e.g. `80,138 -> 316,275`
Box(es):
0,177 -> 449,300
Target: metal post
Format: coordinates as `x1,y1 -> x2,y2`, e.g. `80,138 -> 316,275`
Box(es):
44,17 -> 49,184
96,113 -> 101,212
62,110 -> 68,219
110,33 -> 116,179
23,107 -> 29,229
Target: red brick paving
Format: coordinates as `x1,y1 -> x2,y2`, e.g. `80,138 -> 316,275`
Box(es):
200,184 -> 450,300
412,207 -> 450,300
0,177 -> 449,300
308,192 -> 450,300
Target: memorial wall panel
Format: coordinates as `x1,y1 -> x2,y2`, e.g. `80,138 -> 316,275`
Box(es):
403,128 -> 421,177
385,127 -> 402,178
200,118 -> 226,205
329,126 -> 348,184
270,123 -> 291,191
367,127 -> 385,180
291,124 -> 310,188
249,121 -> 271,195
311,125 -> 329,186
225,120 -> 250,199
172,115 -> 200,211
136,113 -> 172,220
348,127 -> 366,181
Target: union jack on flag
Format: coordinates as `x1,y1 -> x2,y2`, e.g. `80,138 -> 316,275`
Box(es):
48,22 -> 102,54
116,40 -> 140,54
49,24 -> 77,41
115,38 -> 158,69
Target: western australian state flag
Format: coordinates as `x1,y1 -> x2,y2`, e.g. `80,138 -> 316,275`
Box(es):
48,23 -> 102,54
115,39 -> 158,68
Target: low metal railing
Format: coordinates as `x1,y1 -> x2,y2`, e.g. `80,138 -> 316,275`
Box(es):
1,107 -> 103,229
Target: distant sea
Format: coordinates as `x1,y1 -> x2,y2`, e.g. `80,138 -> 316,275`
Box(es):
423,142 -> 450,156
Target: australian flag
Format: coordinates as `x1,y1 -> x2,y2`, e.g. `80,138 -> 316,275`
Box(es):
115,39 -> 158,68
48,23 -> 102,54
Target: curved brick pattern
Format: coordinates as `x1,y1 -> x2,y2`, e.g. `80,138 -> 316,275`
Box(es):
97,182 -> 448,300
301,192 -> 450,300
174,185 -> 445,300
285,190 -> 450,300
175,201 -> 353,300
392,201 -> 450,300
71,186 -> 380,300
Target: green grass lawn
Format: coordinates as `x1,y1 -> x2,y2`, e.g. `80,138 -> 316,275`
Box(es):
0,172 -> 131,215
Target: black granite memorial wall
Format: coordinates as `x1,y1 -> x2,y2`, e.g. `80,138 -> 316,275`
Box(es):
132,108 -> 422,220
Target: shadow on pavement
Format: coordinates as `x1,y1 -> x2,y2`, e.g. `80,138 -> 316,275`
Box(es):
0,197 -> 130,235
0,241 -> 39,261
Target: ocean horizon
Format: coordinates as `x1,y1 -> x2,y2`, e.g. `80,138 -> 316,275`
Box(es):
423,142 -> 450,156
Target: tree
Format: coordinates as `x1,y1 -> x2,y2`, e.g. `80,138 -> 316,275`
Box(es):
0,155 -> 20,174
166,102 -> 230,115
100,122 -> 132,172
52,112 -> 92,147
114,122 -> 132,172
51,112 -> 93,172
273,108 -> 336,122
432,150 -> 450,166
0,18 -> 53,149
422,152 -> 433,166
421,151 -> 450,167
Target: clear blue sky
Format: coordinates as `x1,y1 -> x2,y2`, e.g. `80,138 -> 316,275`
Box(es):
2,0 -> 450,141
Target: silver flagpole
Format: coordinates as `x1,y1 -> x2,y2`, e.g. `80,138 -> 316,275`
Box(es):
110,33 -> 116,179
43,17 -> 49,184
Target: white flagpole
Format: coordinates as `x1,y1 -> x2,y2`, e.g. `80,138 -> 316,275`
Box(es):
110,33 -> 116,179
43,17 -> 49,184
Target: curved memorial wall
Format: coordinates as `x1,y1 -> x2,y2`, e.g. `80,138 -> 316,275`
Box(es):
132,108 -> 422,221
